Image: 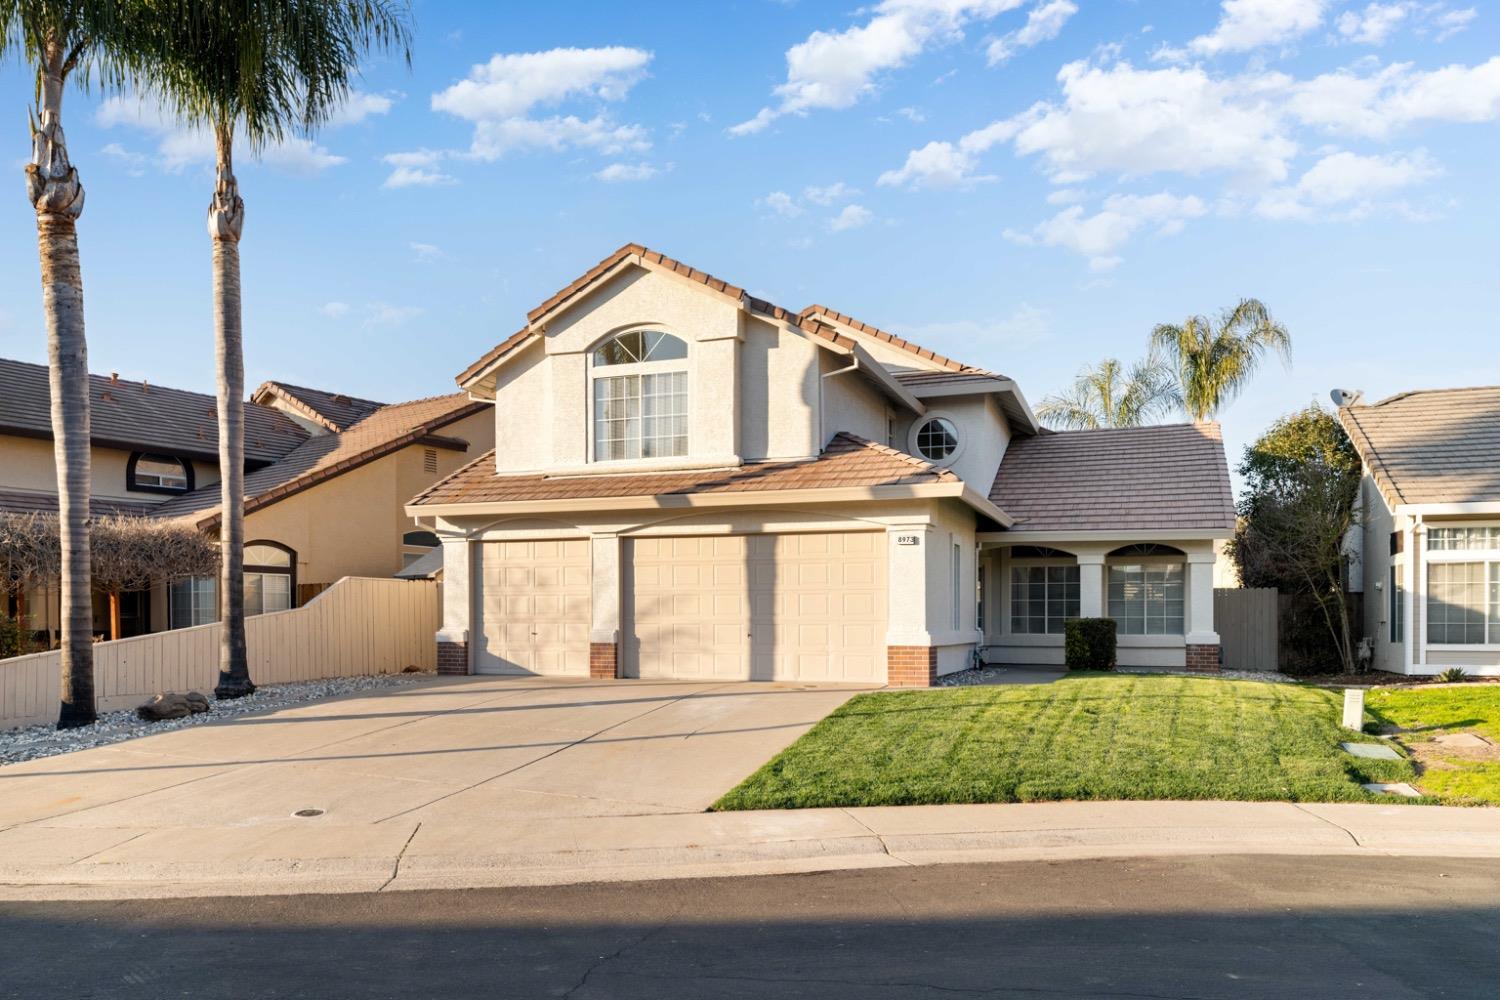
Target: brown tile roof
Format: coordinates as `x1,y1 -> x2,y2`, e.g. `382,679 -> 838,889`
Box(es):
0,357 -> 309,465
1339,386 -> 1500,506
156,393 -> 488,526
455,244 -> 985,386
252,382 -> 386,432
799,305 -> 986,374
412,432 -> 957,507
0,488 -> 157,518
990,423 -> 1235,533
893,370 -> 1010,389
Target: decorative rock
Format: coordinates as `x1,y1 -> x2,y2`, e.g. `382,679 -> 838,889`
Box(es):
137,693 -> 193,721
184,692 -> 211,714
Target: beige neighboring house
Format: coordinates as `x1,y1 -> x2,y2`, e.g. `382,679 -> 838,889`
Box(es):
407,245 -> 1236,686
1339,386 -> 1500,676
0,357 -> 492,641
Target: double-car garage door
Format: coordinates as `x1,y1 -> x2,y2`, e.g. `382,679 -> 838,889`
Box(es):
474,532 -> 887,683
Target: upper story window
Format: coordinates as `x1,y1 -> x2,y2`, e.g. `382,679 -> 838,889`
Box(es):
591,330 -> 688,462
912,416 -> 959,463
128,453 -> 192,494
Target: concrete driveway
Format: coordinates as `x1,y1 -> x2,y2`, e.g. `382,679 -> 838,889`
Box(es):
0,676 -> 867,832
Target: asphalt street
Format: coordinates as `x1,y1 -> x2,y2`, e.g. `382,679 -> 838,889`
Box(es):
5,854 -> 1497,999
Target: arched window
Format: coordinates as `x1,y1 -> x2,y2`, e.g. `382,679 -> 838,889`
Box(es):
403,530 -> 440,548
127,453 -> 193,493
244,541 -> 296,615
590,331 -> 688,461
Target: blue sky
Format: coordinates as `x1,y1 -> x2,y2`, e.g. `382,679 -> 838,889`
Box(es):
0,0 -> 1496,481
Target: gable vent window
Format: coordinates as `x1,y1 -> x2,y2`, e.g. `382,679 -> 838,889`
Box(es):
423,448 -> 438,473
913,417 -> 959,463
590,330 -> 689,462
128,453 -> 192,494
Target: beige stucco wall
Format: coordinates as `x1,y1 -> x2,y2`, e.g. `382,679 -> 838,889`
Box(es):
818,349 -> 893,447
1,434 -> 219,503
1359,474 -> 1405,673
742,314 -> 820,461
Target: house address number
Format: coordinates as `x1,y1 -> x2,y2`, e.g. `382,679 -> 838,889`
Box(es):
896,534 -> 921,546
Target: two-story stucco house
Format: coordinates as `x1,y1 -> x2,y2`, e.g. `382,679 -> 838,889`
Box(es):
1,357 -> 492,641
408,245 -> 1236,686
1340,386 -> 1500,677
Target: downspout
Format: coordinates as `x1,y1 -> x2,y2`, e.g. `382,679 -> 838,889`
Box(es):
818,357 -> 860,446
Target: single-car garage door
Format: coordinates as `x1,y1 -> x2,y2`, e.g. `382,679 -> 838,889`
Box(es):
474,539 -> 590,676
625,532 -> 887,683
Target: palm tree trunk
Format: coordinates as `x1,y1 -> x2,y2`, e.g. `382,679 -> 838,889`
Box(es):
29,44 -> 95,729
209,122 -> 253,700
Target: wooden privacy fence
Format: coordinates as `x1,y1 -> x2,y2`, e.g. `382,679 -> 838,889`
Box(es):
0,576 -> 440,731
1214,587 -> 1279,672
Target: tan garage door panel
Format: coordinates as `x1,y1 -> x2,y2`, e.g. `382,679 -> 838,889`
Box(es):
627,531 -> 887,683
476,539 -> 590,676
628,536 -> 748,679
750,532 -> 887,683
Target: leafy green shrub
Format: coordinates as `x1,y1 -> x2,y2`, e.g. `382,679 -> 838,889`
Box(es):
1435,667 -> 1470,684
1064,618 -> 1117,671
0,613 -> 28,659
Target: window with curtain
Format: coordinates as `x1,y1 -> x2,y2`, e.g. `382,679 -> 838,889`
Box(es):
1107,563 -> 1185,635
1010,564 -> 1079,634
591,331 -> 689,461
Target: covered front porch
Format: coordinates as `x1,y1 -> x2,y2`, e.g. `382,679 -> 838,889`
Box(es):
977,535 -> 1222,671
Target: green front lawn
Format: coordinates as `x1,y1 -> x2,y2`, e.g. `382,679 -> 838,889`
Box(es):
1368,686 -> 1500,805
715,674 -> 1422,811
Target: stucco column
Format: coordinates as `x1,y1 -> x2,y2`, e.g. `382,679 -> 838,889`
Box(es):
1184,551 -> 1220,671
589,534 -> 622,678
436,530 -> 471,675
1077,553 -> 1106,619
886,523 -> 937,686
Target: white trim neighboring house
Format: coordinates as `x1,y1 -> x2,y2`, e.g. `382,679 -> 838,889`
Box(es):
1339,385 -> 1500,676
409,245 -> 1237,686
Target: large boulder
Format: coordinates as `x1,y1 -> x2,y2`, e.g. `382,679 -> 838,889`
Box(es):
137,693 -> 192,721
184,691 -> 211,714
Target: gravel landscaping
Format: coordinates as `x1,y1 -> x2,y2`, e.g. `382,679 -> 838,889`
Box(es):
939,665 -> 1292,686
0,671 -> 437,766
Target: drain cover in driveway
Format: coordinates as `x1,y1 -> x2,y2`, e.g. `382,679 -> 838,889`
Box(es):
293,808 -> 325,817
1341,741 -> 1402,760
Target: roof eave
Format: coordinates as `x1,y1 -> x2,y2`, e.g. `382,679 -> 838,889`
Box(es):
977,526 -> 1234,544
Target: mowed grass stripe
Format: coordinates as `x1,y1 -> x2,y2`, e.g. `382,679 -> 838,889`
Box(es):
715,674 -> 1421,811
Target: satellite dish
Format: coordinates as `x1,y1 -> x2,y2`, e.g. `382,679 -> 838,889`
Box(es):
1329,388 -> 1364,408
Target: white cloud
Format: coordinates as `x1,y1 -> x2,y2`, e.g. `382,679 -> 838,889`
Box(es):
803,181 -> 857,205
986,0 -> 1077,65
1045,187 -> 1087,204
1188,0 -> 1329,56
828,204 -> 874,232
432,47 -> 651,120
894,106 -> 926,122
877,118 -> 1017,188
363,303 -> 424,328
730,0 -> 1025,135
431,47 -> 654,162
595,162 -> 659,182
101,142 -> 146,175
319,302 -> 351,319
1255,149 -> 1441,219
410,242 -> 444,262
324,91 -> 395,126
758,191 -> 804,217
1004,191 -> 1207,269
96,93 -> 346,175
382,149 -> 455,188
1336,3 -> 1409,45
1287,57 -> 1500,138
1431,7 -> 1477,40
468,115 -> 648,160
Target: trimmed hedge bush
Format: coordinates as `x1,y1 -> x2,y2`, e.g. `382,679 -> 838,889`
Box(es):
1064,617 -> 1117,671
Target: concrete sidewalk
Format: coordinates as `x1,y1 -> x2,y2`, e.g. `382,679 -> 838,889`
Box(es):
4,799 -> 1500,900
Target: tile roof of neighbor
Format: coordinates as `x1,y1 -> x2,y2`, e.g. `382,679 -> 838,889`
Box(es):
456,244 -> 985,386
0,357 -> 309,464
411,433 -> 958,507
0,488 -> 157,518
157,393 -> 487,525
1339,386 -> 1500,506
253,381 -> 387,431
990,423 -> 1236,533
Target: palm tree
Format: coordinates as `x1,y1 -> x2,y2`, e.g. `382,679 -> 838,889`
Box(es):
1151,299 -> 1292,423
2,1 -> 154,727
144,1 -> 411,698
1037,355 -> 1177,430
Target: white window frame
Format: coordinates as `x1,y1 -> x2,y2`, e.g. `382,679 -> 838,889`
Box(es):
587,330 -> 690,464
907,410 -> 964,467
169,577 -> 217,629
1106,557 -> 1186,636
1423,523 -> 1500,649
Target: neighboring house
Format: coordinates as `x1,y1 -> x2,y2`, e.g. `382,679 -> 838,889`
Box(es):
408,245 -> 1235,686
0,358 -> 492,641
1339,386 -> 1500,676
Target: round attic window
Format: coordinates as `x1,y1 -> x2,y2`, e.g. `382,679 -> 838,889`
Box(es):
914,417 -> 959,462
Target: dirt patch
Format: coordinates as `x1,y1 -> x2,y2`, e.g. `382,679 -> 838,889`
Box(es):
1405,732 -> 1500,765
